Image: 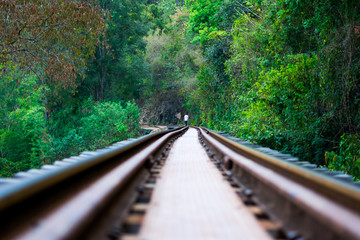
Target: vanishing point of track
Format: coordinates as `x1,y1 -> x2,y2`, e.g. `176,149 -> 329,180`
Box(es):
0,126 -> 360,240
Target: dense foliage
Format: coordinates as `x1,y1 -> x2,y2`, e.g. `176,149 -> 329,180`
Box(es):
142,3 -> 202,124
1,0 -> 360,179
84,0 -> 149,101
0,0 -> 144,177
185,0 -> 360,178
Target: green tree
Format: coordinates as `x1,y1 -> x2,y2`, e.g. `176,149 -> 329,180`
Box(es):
0,0 -> 146,177
186,0 -> 360,174
0,69 -> 52,174
83,0 -> 149,102
141,4 -> 202,124
185,0 -> 238,129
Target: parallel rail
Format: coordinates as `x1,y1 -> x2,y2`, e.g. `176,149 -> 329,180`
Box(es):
0,126 -> 360,239
198,128 -> 360,240
0,127 -> 187,239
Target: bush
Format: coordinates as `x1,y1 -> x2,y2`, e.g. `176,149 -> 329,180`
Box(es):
79,101 -> 141,150
0,97 -> 142,177
0,158 -> 21,177
52,129 -> 86,158
1,103 -> 52,166
326,134 -> 360,180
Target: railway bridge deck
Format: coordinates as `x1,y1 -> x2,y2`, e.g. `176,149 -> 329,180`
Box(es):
1,126 -> 360,240
138,128 -> 270,239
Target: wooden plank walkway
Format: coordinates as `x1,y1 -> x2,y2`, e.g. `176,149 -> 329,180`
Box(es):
138,128 -> 271,240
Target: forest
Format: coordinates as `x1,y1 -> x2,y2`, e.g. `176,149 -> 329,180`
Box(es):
1,0 -> 359,179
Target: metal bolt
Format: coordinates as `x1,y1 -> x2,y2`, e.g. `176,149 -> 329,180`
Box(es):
287,231 -> 301,240
244,189 -> 253,198
137,185 -> 144,193
108,228 -> 121,239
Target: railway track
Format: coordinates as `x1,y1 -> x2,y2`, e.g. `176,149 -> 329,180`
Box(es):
0,126 -> 359,239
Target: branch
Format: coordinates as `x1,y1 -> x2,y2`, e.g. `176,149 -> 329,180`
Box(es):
0,7 -> 11,41
235,1 -> 262,20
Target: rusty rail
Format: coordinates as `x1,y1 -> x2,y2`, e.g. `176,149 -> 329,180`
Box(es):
0,127 -> 187,239
198,127 -> 360,240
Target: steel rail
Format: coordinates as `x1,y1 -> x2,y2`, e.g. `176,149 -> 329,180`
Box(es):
0,128 -> 176,212
0,127 -> 187,239
198,127 -> 360,240
205,128 -> 360,213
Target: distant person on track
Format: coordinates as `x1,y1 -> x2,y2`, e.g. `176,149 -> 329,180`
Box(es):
184,114 -> 189,126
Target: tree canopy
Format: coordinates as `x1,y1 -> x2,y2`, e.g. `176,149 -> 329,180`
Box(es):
1,0 -> 360,179
0,0 -> 105,91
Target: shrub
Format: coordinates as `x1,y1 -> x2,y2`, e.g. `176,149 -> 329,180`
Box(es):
52,129 -> 86,158
79,101 -> 141,150
326,134 -> 360,180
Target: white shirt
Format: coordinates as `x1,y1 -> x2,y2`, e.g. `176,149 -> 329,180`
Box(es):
184,115 -> 189,121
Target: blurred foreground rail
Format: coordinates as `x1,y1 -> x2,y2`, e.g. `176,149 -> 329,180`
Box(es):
0,126 -> 360,239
